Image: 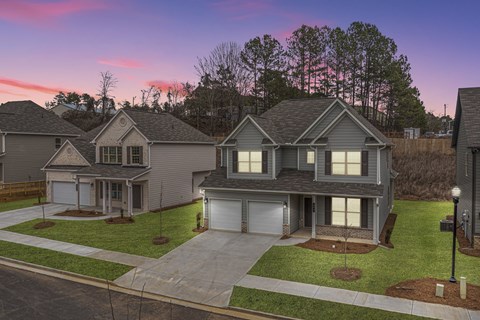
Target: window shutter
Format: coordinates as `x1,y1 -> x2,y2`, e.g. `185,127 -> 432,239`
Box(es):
324,197 -> 332,225
127,147 -> 131,165
325,150 -> 332,175
361,198 -> 368,228
99,147 -> 103,163
232,150 -> 238,173
139,146 -> 144,165
361,150 -> 368,176
262,150 -> 268,174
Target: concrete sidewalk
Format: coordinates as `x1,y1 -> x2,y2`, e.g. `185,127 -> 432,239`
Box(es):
237,275 -> 480,320
0,204 -> 72,229
0,230 -> 156,267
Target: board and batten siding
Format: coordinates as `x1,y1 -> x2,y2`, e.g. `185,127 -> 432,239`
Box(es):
304,103 -> 344,139
228,121 -> 273,180
148,144 -> 215,209
275,148 -> 282,176
316,115 -> 377,184
204,190 -> 288,226
316,195 -> 373,229
298,147 -> 315,171
281,147 -> 297,169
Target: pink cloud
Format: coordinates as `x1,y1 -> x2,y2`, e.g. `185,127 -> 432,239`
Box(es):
211,0 -> 272,20
0,0 -> 107,25
0,88 -> 27,97
0,77 -> 71,94
146,80 -> 178,92
98,58 -> 144,69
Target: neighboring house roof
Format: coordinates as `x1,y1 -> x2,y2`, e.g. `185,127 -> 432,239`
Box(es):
200,168 -> 384,198
52,103 -> 116,114
0,100 -> 84,135
452,87 -> 480,148
75,164 -> 151,180
220,98 -> 392,146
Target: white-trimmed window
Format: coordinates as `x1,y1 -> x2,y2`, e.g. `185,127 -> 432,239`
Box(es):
332,197 -> 361,227
101,146 -> 122,164
238,151 -> 262,173
100,182 -> 122,200
332,151 -> 361,175
307,150 -> 315,164
55,138 -> 62,150
131,146 -> 141,164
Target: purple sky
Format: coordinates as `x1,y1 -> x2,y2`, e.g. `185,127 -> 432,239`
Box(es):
0,0 -> 479,116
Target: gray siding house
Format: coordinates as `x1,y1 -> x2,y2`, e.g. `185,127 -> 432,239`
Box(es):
43,109 -> 216,214
200,98 -> 395,244
452,87 -> 480,248
0,101 -> 84,183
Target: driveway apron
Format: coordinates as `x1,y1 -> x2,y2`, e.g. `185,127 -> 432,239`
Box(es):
114,230 -> 279,307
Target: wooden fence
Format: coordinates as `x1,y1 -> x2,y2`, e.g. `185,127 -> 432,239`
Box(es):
0,180 -> 46,203
391,138 -> 454,156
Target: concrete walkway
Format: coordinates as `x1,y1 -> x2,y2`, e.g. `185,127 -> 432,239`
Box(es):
115,231 -> 279,307
237,275 -> 480,320
0,230 -> 156,267
0,204 -> 72,229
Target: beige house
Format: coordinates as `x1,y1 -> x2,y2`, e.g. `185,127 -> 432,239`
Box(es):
43,109 -> 216,215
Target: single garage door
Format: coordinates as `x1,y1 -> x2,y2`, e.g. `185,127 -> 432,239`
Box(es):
248,201 -> 284,235
52,181 -> 90,206
209,199 -> 242,232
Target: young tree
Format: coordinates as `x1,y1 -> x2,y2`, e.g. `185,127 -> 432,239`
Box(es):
97,71 -> 118,119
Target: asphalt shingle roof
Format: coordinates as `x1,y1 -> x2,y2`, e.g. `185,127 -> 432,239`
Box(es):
453,87 -> 480,148
200,168 -> 384,198
123,110 -> 215,143
75,164 -> 151,179
0,100 -> 84,136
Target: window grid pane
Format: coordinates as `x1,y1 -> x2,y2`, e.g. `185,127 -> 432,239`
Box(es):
307,151 -> 315,164
330,198 -> 363,228
237,151 -> 263,173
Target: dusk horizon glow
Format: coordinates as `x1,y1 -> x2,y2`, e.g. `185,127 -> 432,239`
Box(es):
1,0 -> 479,116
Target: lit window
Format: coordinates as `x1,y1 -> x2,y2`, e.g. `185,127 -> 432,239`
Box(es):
101,147 -> 122,164
55,138 -> 62,149
332,151 -> 361,175
307,151 -> 315,164
332,197 -> 361,227
238,151 -> 262,173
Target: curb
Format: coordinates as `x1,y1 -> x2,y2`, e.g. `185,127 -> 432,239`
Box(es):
0,257 -> 288,320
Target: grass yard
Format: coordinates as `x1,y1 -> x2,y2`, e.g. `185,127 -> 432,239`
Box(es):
247,200 -> 480,294
0,197 -> 46,213
230,287 -> 426,320
4,201 -> 203,258
0,240 -> 131,280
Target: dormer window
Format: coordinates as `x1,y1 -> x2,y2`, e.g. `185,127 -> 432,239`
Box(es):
101,146 -> 122,164
238,151 -> 262,173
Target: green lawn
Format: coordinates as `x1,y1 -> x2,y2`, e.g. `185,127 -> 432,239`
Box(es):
5,201 -> 203,258
230,287 -> 426,320
0,240 -> 132,280
247,200 -> 479,294
0,197 -> 46,213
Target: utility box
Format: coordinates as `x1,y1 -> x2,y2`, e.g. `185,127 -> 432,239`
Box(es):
440,220 -> 453,232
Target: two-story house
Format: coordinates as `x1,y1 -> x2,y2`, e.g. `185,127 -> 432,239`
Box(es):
43,109 -> 216,215
452,87 -> 480,249
200,98 -> 395,244
0,100 -> 84,183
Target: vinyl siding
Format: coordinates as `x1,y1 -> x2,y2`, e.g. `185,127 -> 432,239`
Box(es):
192,171 -> 210,199
378,147 -> 392,230
95,113 -> 135,163
290,194 -> 300,232
204,190 -> 288,226
275,148 -> 282,176
3,134 -> 74,183
221,147 -> 227,167
305,103 -> 344,139
316,195 -> 373,229
316,115 -> 377,183
148,144 -> 215,209
281,147 -> 297,169
298,147 -> 315,171
228,121 -> 273,179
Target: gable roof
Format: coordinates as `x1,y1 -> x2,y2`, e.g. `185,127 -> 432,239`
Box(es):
452,87 -> 480,148
0,100 -> 84,136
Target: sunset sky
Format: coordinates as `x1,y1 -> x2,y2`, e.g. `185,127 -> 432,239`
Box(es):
0,0 -> 478,116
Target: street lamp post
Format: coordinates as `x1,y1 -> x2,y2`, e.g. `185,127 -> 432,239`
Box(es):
450,186 -> 461,283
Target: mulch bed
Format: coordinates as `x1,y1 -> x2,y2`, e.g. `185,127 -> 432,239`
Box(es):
445,215 -> 480,257
386,278 -> 480,310
33,221 -> 55,229
379,213 -> 397,248
105,216 -> 135,224
192,226 -> 207,233
55,210 -> 105,217
33,202 -> 50,206
296,238 -> 377,254
152,236 -> 170,245
330,267 -> 362,281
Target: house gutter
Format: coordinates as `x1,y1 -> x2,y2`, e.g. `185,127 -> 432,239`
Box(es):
272,145 -> 280,179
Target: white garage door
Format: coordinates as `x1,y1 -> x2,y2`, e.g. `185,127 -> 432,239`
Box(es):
248,201 -> 284,235
52,182 -> 90,206
209,199 -> 242,232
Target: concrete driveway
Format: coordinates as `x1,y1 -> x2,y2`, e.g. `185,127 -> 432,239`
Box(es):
0,203 -> 72,228
114,230 -> 279,307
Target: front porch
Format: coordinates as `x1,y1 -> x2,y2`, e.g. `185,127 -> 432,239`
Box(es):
290,227 -> 375,245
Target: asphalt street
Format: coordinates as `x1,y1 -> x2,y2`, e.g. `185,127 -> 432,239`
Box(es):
0,265 -> 241,320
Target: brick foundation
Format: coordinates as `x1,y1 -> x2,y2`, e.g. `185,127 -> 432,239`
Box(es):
203,218 -> 209,229
241,221 -> 247,233
282,224 -> 290,235
475,236 -> 480,249
316,225 -> 373,240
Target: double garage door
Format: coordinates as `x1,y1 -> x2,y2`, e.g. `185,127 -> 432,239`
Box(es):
209,199 -> 283,235
52,181 -> 90,206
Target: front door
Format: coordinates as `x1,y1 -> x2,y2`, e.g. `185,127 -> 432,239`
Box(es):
304,197 -> 312,227
133,185 -> 142,209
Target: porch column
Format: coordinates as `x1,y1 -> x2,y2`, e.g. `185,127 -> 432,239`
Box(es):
102,180 -> 107,214
108,181 -> 112,213
373,198 -> 379,245
311,196 -> 317,238
76,177 -> 80,210
127,182 -> 133,217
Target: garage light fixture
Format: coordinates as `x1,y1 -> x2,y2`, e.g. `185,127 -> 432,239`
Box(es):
283,201 -> 287,209
204,197 -> 208,204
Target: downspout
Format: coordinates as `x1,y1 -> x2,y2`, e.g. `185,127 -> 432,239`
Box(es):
377,144 -> 387,185
148,142 -> 153,168
1,132 -> 5,154
309,144 -> 317,181
472,148 -> 477,248
273,145 -> 280,179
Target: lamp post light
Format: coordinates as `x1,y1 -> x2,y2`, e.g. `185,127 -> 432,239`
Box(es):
450,186 -> 461,283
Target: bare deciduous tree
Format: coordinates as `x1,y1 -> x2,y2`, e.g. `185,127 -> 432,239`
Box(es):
97,71 -> 118,118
